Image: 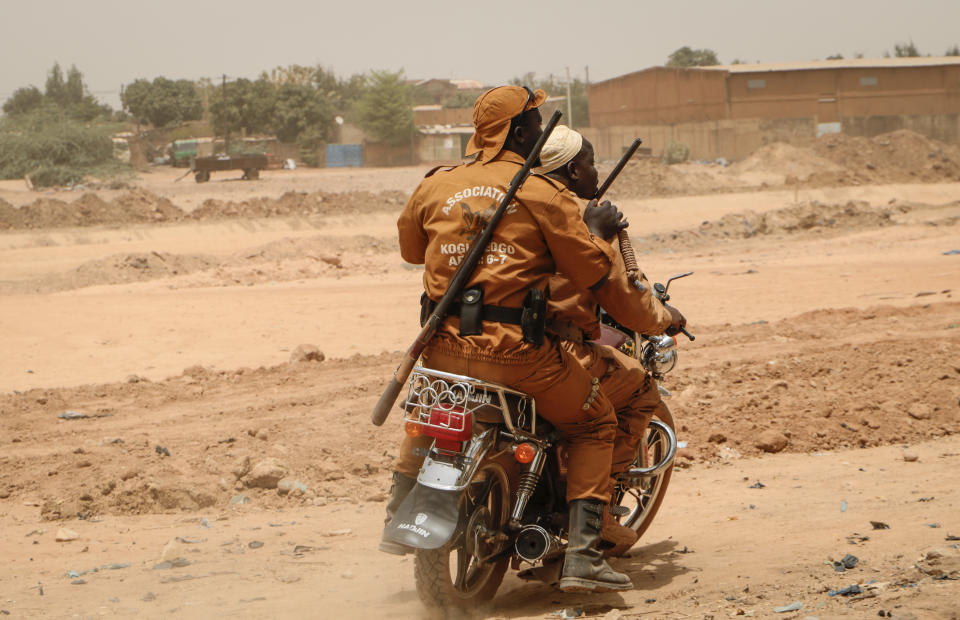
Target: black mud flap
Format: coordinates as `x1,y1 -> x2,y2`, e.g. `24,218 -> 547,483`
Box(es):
381,484 -> 462,551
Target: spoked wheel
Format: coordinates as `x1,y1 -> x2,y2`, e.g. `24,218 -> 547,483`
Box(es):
611,406 -> 675,550
414,459 -> 512,610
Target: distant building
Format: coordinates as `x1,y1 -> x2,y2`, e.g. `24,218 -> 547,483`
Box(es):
585,57 -> 960,160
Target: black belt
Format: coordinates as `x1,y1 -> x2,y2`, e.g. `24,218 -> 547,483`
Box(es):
422,295 -> 523,326
446,302 -> 523,325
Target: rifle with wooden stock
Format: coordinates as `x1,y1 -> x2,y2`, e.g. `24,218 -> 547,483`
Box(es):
597,138 -> 694,341
371,109 -> 564,426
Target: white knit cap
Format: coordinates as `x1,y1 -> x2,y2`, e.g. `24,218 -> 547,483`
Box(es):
533,125 -> 583,175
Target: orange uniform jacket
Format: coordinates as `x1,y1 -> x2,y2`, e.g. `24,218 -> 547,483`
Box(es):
547,195 -> 673,340
397,150 -> 615,359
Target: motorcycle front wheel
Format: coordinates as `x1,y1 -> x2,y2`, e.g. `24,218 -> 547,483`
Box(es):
613,405 -> 675,546
413,458 -> 511,610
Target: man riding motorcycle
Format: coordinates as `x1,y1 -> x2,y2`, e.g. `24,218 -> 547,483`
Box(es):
381,86 -> 679,592
534,126 -> 686,553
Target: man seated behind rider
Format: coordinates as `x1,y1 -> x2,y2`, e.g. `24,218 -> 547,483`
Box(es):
384,86 -> 646,593
534,125 -> 686,553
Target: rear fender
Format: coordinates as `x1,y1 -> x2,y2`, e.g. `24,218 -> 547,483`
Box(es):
381,428 -> 497,550
381,483 -> 462,550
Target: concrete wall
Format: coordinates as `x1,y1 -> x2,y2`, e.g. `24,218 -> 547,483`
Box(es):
364,141 -> 415,167
413,107 -> 472,127
584,113 -> 960,162
582,118 -> 813,162
417,134 -> 470,164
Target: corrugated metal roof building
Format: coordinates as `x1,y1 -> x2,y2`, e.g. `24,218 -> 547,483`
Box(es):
586,57 -> 960,160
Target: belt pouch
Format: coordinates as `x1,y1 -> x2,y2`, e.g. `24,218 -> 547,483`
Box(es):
459,286 -> 484,337
419,292 -> 433,327
521,288 -> 546,346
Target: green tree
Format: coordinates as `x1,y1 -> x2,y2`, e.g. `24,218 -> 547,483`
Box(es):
826,53 -> 844,60
64,65 -> 86,106
334,73 -> 366,112
273,83 -> 333,143
120,79 -> 153,125
121,77 -> 203,127
44,63 -> 66,104
666,46 -> 720,67
353,70 -> 414,145
889,39 -> 921,57
209,77 -> 277,137
946,44 -> 960,56
3,86 -> 44,116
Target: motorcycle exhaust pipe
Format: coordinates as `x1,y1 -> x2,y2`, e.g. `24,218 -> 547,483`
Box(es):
514,525 -> 560,563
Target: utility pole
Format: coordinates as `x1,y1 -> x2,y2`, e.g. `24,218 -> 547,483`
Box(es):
565,66 -> 574,128
222,74 -> 230,155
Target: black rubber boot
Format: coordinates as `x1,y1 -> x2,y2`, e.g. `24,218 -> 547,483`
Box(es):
559,499 -> 634,592
378,471 -> 416,555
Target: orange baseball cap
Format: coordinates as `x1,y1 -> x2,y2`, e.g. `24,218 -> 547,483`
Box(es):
465,85 -> 547,162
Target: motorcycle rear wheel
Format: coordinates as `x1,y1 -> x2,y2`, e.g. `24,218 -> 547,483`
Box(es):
613,406 -> 675,546
413,459 -> 511,610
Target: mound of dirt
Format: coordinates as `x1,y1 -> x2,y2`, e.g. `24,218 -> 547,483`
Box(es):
603,159 -> 750,200
0,189 -> 408,231
604,129 -> 960,198
812,129 -> 960,184
0,190 -> 183,230
0,232 -> 403,293
729,142 -> 845,182
631,199 -> 958,249
0,251 -> 219,294
187,190 -> 407,220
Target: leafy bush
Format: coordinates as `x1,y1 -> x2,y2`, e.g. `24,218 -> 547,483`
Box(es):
0,110 -> 126,187
661,141 -> 690,165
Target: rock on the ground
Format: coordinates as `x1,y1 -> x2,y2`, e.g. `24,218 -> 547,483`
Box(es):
245,458 -> 288,489
277,479 -> 308,496
289,344 -> 325,364
907,403 -> 933,420
755,430 -> 789,453
160,538 -> 191,562
55,527 -> 79,542
231,455 -> 251,481
903,451 -> 920,462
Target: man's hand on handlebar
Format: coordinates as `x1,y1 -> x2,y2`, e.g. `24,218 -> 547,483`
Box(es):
583,199 -> 627,241
664,304 -> 687,337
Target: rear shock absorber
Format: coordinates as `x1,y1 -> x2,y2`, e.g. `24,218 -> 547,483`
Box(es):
508,446 -> 546,530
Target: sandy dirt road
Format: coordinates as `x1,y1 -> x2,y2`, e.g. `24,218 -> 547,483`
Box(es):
0,158 -> 958,618
2,438 -> 958,619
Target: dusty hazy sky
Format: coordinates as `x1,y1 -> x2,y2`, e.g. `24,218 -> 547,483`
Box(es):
3,0 -> 959,110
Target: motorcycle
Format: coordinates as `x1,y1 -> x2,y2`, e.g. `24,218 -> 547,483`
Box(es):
381,273 -> 694,610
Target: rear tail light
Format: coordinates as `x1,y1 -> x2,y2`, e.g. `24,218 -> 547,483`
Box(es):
422,405 -> 472,442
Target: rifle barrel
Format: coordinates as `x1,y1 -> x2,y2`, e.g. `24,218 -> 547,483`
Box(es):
595,138 -> 643,200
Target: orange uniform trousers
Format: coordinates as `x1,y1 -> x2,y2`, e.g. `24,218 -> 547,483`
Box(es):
395,337 -> 618,503
560,340 -> 669,481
